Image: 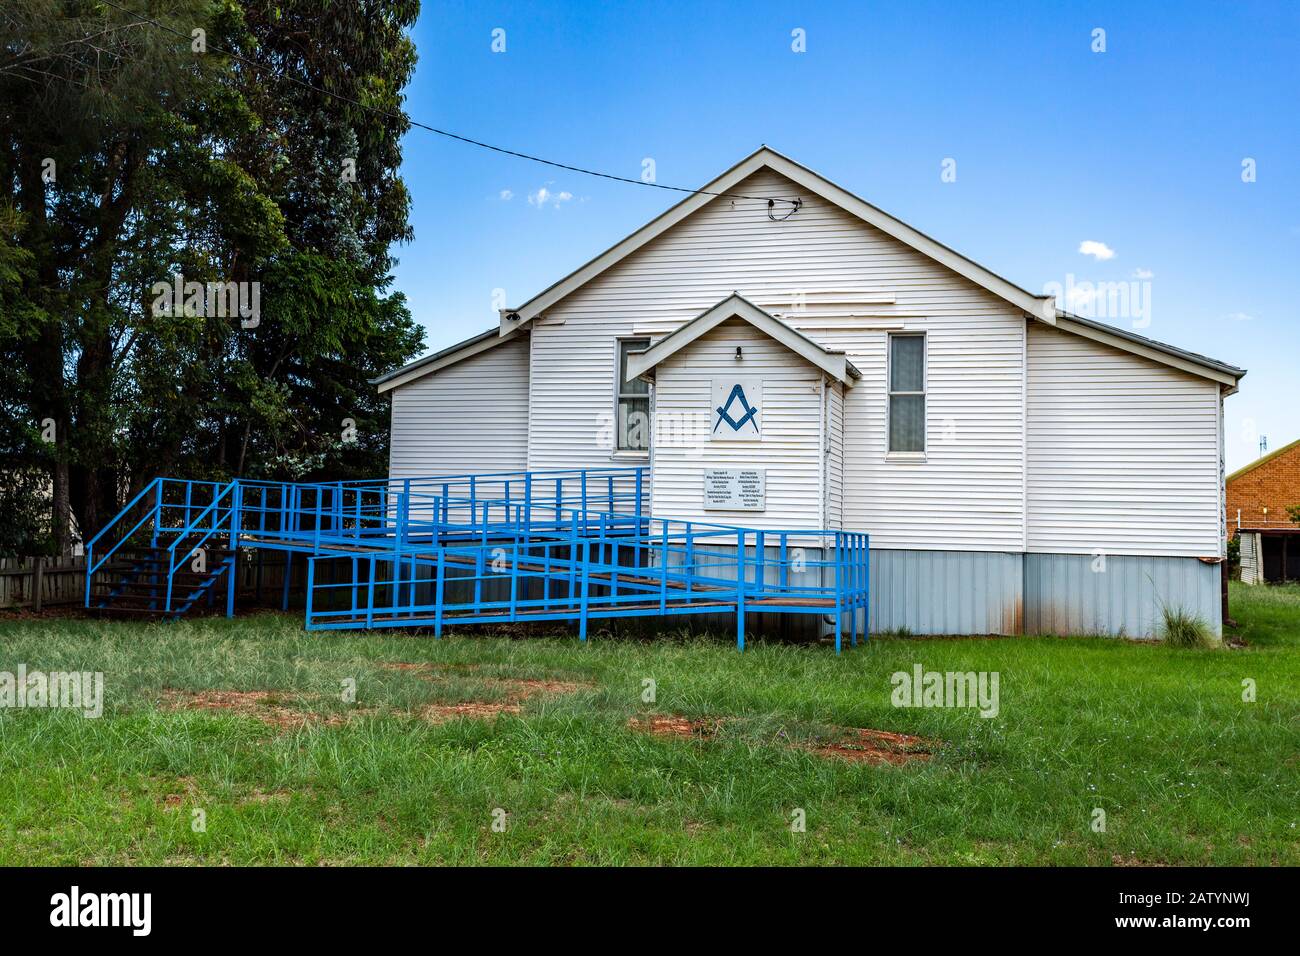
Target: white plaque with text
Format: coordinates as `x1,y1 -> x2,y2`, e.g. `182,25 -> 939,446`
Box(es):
703,469 -> 766,511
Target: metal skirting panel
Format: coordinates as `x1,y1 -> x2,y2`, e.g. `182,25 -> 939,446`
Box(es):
1023,553 -> 1221,640
867,550 -> 1023,636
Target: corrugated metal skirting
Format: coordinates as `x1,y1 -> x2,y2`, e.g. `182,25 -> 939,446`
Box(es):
1023,552 -> 1221,639
867,550 -> 1024,636
865,549 -> 1220,639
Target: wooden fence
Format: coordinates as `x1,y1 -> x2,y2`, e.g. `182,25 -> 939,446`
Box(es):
0,556 -> 88,611
0,552 -> 314,612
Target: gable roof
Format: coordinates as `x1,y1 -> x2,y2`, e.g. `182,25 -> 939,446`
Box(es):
1054,310 -> 1245,389
624,293 -> 861,386
500,146 -> 1058,334
378,148 -> 1246,394
1227,437 -> 1300,484
371,326 -> 523,393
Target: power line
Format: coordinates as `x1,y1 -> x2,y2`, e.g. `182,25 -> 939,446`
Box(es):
94,0 -> 802,209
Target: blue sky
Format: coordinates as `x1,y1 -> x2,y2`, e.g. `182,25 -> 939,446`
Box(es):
391,0 -> 1299,472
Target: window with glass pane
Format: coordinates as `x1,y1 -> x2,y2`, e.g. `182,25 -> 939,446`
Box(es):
617,338 -> 650,451
888,334 -> 925,452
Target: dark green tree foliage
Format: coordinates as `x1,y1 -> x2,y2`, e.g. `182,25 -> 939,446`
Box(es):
0,0 -> 424,553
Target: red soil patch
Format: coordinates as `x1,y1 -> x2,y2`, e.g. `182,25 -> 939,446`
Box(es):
627,715 -> 724,739
158,689 -> 357,731
419,700 -> 523,723
414,676 -> 587,724
810,727 -> 933,765
492,678 -> 587,698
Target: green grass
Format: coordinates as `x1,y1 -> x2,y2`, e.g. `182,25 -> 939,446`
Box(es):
0,581 -> 1296,865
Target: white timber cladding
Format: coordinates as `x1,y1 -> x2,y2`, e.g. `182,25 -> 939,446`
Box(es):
826,382 -> 845,530
651,319 -> 825,530
1026,323 -> 1221,557
527,167 -> 1029,550
387,334 -> 530,479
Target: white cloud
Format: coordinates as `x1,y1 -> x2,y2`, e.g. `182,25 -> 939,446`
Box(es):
528,184 -> 574,209
1131,267 -> 1153,279
1078,240 -> 1116,261
498,189 -> 513,201
1225,311 -> 1254,322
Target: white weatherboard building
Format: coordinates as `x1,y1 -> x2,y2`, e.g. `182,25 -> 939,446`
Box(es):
376,148 -> 1245,639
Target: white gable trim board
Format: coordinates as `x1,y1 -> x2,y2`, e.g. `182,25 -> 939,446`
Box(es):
378,150 -> 1245,639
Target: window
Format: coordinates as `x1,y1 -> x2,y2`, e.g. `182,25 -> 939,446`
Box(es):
888,333 -> 925,453
616,338 -> 651,452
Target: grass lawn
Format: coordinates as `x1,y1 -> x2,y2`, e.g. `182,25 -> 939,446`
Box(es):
0,582 -> 1296,866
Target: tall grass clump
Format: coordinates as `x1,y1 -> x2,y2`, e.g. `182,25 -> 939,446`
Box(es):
1160,604 -> 1212,648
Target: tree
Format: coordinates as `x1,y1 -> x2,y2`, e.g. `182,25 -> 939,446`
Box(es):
0,0 -> 424,554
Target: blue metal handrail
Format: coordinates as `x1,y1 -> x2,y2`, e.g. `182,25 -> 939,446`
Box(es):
164,481 -> 239,612
303,504 -> 869,652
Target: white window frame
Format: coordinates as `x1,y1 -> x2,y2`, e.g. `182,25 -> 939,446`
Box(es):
887,332 -> 927,458
614,337 -> 651,455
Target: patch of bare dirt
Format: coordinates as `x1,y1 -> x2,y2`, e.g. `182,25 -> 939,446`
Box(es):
1111,853 -> 1169,868
419,700 -> 523,723
415,676 -> 587,724
493,678 -> 588,698
158,776 -> 201,809
627,715 -> 724,739
158,689 -> 359,731
809,727 -> 934,765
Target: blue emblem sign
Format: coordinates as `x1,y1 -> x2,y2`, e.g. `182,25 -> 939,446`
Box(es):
711,378 -> 762,440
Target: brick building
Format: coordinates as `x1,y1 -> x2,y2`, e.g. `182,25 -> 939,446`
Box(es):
1227,438 -> 1300,583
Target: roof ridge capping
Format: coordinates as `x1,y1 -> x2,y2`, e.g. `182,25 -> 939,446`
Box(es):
374,148 -> 1245,393
500,145 -> 1058,335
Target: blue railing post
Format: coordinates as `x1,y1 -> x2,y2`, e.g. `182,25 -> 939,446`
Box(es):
864,533 -> 871,643
334,481 -> 343,537
365,555 -> 376,628
509,543 -> 519,623
395,492 -> 408,551
736,530 -> 746,652
152,480 -> 164,548
848,534 -> 857,648
434,550 -> 445,638
580,472 -> 588,534
523,472 -> 532,539
305,556 -> 316,628
659,521 -> 669,614
313,491 -> 323,551
779,533 -> 788,590
567,513 -> 578,603
685,523 -> 694,599
474,548 -> 484,606
578,538 -> 591,641
833,533 -> 843,655
399,477 -> 411,545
